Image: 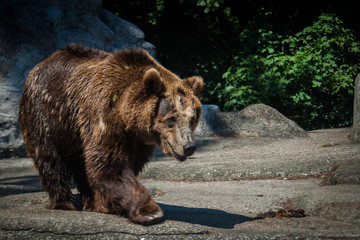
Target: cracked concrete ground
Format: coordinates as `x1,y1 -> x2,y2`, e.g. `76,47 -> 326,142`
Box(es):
1,128 -> 360,239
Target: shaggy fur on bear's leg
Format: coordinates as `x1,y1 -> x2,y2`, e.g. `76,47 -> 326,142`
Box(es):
82,195 -> 95,212
127,190 -> 164,225
88,166 -> 163,225
124,173 -> 163,225
34,148 -> 76,211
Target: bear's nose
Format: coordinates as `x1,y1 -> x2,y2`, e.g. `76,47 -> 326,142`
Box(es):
184,143 -> 196,157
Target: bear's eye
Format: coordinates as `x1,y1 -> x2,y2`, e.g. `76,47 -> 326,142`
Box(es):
166,117 -> 176,127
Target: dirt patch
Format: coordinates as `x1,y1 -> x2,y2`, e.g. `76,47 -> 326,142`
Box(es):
257,208 -> 306,219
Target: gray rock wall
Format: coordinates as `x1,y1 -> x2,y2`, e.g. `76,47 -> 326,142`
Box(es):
353,74 -> 360,143
0,0 -> 155,157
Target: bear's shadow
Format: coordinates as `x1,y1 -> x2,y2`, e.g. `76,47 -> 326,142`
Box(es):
73,194 -> 257,229
158,203 -> 258,229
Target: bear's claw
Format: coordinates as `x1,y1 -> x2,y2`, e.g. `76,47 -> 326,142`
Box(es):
142,209 -> 164,225
130,201 -> 164,225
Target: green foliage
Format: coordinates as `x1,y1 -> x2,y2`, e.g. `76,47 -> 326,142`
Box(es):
104,1 -> 360,130
196,0 -> 223,13
222,13 -> 360,129
147,0 -> 165,25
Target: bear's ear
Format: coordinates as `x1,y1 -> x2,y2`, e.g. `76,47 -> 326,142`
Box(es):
143,68 -> 164,96
183,76 -> 204,99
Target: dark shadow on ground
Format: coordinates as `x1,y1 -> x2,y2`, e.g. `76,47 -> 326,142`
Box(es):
70,195 -> 256,229
158,203 -> 258,229
71,195 -> 257,228
0,175 -> 42,197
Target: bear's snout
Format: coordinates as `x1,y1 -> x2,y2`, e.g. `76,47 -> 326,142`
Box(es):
184,142 -> 196,157
170,142 -> 197,162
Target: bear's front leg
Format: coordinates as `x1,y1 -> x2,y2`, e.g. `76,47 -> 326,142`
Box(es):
89,167 -> 163,225
124,177 -> 164,225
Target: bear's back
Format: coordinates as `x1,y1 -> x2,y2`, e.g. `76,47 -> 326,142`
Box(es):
62,44 -> 109,61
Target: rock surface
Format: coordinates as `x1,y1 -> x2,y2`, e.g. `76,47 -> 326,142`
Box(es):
0,0 -> 155,158
1,128 -> 360,239
145,128 -> 358,181
194,104 -> 221,137
195,104 -> 308,138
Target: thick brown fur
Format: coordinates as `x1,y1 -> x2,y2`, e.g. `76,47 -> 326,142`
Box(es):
19,44 -> 203,225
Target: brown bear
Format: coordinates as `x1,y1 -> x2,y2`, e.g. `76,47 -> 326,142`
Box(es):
19,44 -> 203,225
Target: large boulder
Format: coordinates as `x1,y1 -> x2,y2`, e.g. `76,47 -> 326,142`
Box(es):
194,105 -> 221,137
352,74 -> 360,143
0,0 -> 155,157
194,104 -> 308,138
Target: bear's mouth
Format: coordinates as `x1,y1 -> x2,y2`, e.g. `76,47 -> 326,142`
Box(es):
165,140 -> 187,162
171,149 -> 187,162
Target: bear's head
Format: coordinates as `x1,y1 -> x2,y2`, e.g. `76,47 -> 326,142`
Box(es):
143,68 -> 203,161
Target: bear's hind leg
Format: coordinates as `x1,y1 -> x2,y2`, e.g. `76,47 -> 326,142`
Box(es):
34,148 -> 76,211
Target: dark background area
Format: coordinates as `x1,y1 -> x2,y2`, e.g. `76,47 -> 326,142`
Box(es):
102,0 -> 360,130
102,0 -> 360,75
